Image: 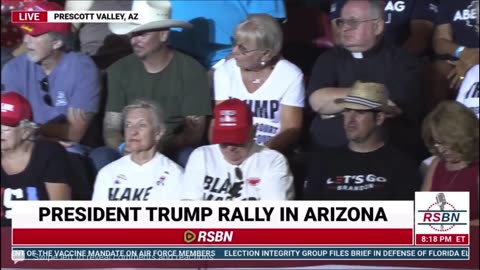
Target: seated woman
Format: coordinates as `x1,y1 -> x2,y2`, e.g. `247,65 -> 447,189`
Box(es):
1,92 -> 71,226
92,99 -> 184,201
214,14 -> 305,154
422,101 -> 479,225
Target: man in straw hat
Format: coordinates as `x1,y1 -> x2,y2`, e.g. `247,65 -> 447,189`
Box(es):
304,81 -> 420,200
94,0 -> 212,170
182,99 -> 294,201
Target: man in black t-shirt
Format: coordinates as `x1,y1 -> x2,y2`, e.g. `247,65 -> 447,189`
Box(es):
304,82 -> 420,200
308,0 -> 424,162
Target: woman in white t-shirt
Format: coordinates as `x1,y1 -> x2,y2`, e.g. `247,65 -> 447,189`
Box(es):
214,14 -> 305,153
92,99 -> 183,201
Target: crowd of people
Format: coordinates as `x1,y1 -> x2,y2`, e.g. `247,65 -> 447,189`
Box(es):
1,0 -> 479,227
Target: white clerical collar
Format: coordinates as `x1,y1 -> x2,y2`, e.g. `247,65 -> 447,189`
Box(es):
351,52 -> 364,59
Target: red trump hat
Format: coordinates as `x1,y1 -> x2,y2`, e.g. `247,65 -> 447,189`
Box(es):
1,92 -> 33,126
211,99 -> 253,145
15,1 -> 71,36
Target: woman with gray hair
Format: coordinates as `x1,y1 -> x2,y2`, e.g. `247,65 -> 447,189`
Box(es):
92,99 -> 184,201
1,92 -> 71,227
214,14 -> 305,154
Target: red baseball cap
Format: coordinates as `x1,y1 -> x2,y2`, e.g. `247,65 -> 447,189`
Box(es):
211,99 -> 253,145
15,1 -> 71,36
1,92 -> 33,126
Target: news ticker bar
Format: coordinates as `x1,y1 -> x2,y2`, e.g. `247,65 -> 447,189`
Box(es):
12,228 -> 413,245
11,247 -> 469,261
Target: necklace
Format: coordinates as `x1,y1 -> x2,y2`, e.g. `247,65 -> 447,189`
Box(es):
445,169 -> 462,190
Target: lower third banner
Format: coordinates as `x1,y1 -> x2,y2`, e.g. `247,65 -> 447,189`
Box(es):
11,247 -> 469,261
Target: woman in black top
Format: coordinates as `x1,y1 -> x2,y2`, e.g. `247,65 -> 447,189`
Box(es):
1,92 -> 71,226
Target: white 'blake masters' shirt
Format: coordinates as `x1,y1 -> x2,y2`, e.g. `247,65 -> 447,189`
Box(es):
456,65 -> 479,118
182,144 -> 294,201
92,153 -> 184,201
214,59 -> 305,145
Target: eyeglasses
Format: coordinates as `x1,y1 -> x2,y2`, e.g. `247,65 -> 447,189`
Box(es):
231,37 -> 261,55
40,77 -> 53,106
334,18 -> 379,29
227,167 -> 243,200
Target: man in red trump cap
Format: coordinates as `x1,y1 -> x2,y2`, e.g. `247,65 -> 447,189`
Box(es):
182,98 -> 294,201
1,1 -> 99,156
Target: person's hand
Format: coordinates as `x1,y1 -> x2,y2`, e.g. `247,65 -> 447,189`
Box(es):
58,141 -> 74,148
447,60 -> 470,90
459,48 -> 479,68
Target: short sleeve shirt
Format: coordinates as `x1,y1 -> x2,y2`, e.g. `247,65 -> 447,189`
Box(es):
214,59 -> 305,145
182,144 -> 294,201
92,153 -> 184,201
436,0 -> 479,48
1,141 -> 70,226
1,52 -> 100,124
304,145 -> 420,200
106,51 -> 212,139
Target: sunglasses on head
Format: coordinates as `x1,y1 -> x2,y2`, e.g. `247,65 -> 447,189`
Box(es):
40,77 -> 53,106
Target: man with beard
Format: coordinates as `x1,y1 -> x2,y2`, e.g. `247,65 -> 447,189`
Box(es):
304,81 -> 420,200
93,1 -> 212,169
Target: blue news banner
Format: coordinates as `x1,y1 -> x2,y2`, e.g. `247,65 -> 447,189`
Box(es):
11,247 -> 469,260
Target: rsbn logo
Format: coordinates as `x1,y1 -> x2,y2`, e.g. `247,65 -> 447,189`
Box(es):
417,193 -> 468,232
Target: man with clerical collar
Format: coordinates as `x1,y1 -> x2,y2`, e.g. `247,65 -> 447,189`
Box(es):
307,0 -> 425,162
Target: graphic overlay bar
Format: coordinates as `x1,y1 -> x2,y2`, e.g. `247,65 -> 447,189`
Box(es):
11,11 -> 142,23
12,228 -> 413,245
414,192 -> 470,246
11,247 -> 469,261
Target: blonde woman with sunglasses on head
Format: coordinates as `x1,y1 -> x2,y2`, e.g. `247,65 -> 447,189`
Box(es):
214,14 -> 305,155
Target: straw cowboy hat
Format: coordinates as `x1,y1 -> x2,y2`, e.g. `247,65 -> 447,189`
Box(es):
334,81 -> 400,115
108,0 -> 192,35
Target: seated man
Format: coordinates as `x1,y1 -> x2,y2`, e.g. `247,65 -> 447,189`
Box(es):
308,0 -> 423,162
92,99 -> 184,201
182,99 -> 294,201
1,1 -> 99,155
330,0 -> 438,56
304,82 -> 420,200
96,0 -> 212,169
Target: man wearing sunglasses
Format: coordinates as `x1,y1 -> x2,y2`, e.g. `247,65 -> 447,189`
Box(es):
1,2 -> 99,155
308,0 -> 425,163
182,99 -> 294,201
